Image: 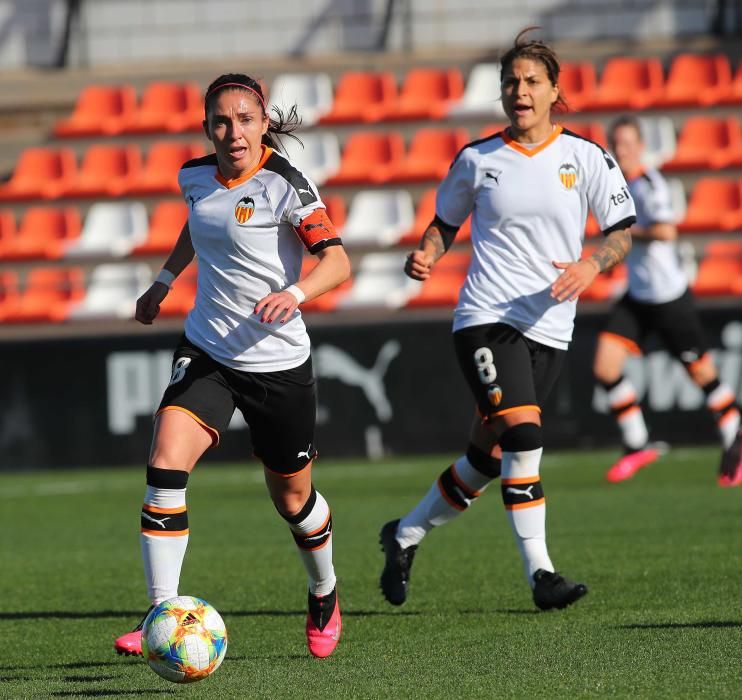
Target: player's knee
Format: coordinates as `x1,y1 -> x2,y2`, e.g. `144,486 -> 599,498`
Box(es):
498,423 -> 543,453
269,481 -> 312,517
466,444 -> 502,478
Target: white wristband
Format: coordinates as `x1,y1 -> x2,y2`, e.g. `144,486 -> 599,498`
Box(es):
284,284 -> 305,304
155,269 -> 176,289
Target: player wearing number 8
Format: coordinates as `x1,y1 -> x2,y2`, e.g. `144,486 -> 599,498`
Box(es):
380,28 -> 636,610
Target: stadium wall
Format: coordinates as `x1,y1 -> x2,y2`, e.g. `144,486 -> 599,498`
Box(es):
1,309 -> 740,470
0,0 -> 724,69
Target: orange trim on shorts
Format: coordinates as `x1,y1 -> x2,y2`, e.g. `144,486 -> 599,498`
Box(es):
505,498 -> 545,511
616,405 -> 641,420
141,528 -> 190,537
599,331 -> 641,356
502,477 -> 539,486
489,404 -> 541,419
143,504 -> 187,514
686,352 -> 711,373
156,405 -> 220,447
437,479 -> 467,511
264,459 -> 313,478
450,463 -> 481,498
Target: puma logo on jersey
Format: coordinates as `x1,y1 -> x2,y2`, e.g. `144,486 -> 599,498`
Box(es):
485,171 -> 501,184
297,443 -> 313,460
297,188 -> 313,196
506,485 -> 535,499
141,511 -> 172,528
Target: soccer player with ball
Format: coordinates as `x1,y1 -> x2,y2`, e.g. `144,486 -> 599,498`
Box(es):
380,29 -> 636,610
114,73 -> 350,660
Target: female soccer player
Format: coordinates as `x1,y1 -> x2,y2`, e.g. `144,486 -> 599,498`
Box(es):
593,115 -> 742,486
114,73 -> 350,659
380,29 -> 636,610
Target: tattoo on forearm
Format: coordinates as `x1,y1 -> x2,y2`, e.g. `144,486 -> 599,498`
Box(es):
589,229 -> 631,272
421,227 -> 448,259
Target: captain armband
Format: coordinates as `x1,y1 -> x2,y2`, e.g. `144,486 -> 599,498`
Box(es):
295,209 -> 342,254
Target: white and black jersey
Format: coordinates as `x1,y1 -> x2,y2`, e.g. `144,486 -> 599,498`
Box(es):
436,125 -> 636,350
625,168 -> 686,304
178,145 -> 341,373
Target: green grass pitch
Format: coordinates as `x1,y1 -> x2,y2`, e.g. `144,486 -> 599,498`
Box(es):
1,446 -> 740,698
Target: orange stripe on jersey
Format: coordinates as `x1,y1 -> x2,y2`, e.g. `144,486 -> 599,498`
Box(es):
294,208 -> 339,250
502,477 -> 539,485
144,504 -> 187,515
506,498 -> 545,510
503,125 -> 562,157
214,145 -> 273,189
599,332 -> 642,356
156,406 -> 220,447
141,528 -> 190,537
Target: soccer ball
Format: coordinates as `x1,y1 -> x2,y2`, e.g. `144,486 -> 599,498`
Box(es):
141,596 -> 228,683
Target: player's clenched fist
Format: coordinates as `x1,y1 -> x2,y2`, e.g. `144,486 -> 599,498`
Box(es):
135,282 -> 170,325
405,250 -> 435,280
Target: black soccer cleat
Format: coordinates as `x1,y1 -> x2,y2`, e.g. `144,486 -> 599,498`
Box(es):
532,569 -> 588,611
379,519 -> 417,606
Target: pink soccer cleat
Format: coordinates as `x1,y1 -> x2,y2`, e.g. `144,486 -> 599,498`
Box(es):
306,588 -> 341,658
113,606 -> 152,656
718,429 -> 742,488
606,443 -> 667,483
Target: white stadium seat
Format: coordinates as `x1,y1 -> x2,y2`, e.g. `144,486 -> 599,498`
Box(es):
68,263 -> 152,319
341,189 -> 415,247
64,202 -> 148,258
338,252 -> 419,309
269,72 -> 334,126
447,63 -> 506,119
640,116 -> 677,168
279,132 -> 340,185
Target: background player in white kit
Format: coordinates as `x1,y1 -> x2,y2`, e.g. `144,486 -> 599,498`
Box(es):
113,73 -> 350,659
593,115 -> 742,486
380,29 -> 636,610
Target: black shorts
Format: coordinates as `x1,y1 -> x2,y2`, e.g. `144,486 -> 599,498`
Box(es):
453,323 -> 566,419
158,336 -> 317,475
602,289 -> 708,365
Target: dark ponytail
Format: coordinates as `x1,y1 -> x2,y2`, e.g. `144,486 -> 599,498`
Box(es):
204,73 -> 302,152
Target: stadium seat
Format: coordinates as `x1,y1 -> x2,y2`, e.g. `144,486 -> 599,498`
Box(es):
692,257 -> 742,296
447,63 -> 507,119
4,266 -> 85,322
479,123 -> 507,138
663,117 -> 741,171
326,131 -> 406,185
342,190 -> 415,247
65,202 -> 149,258
68,262 -> 152,319
399,188 -> 471,245
651,54 -> 732,108
587,57 -> 664,111
61,144 -> 142,198
319,71 -> 397,124
384,128 -> 470,183
562,121 -> 608,148
639,116 -> 677,168
2,206 -> 82,260
406,251 -> 471,308
375,68 -> 464,121
0,208 -> 17,255
678,178 -> 741,232
0,269 -> 19,321
299,256 -> 351,312
132,200 -> 188,256
322,194 -> 347,229
558,61 -> 598,111
718,60 -> 742,105
0,147 -> 77,201
127,141 -> 206,196
53,84 -> 138,137
279,132 -> 340,185
158,263 -> 198,317
121,81 -> 203,134
337,252 -> 418,308
703,239 -> 742,258
269,72 -> 333,125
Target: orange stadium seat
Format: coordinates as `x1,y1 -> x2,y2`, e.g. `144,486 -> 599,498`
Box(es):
692,256 -> 742,297
588,57 -> 664,111
562,121 -> 608,148
0,270 -> 19,321
322,194 -> 347,229
383,128 -> 470,183
320,71 -> 398,124
558,61 -> 598,111
718,61 -> 742,105
128,141 -> 206,196
299,256 -> 351,312
0,147 -> 77,201
663,117 -> 741,171
4,266 -> 85,322
652,53 -> 733,108
132,200 -> 188,256
158,263 -> 198,317
62,144 -> 143,198
703,239 -> 742,258
479,123 -> 507,138
399,188 -> 471,245
0,208 -> 17,254
121,81 -> 203,134
2,206 -> 81,260
326,131 -> 406,185
406,251 -> 471,308
678,178 -> 742,232
53,84 -> 138,137
374,68 -> 464,121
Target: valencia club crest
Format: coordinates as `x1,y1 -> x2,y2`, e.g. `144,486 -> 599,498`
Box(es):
234,195 -> 255,224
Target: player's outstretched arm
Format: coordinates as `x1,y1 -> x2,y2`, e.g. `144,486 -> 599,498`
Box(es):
405,217 -> 458,280
551,228 -> 632,303
135,223 -> 195,325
